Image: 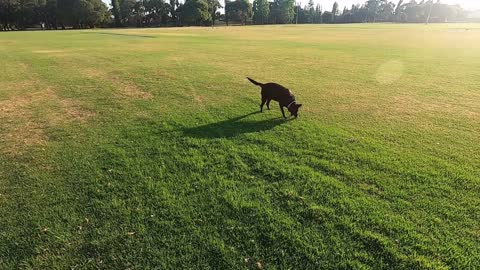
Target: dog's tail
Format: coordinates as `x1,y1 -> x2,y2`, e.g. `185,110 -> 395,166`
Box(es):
247,77 -> 263,86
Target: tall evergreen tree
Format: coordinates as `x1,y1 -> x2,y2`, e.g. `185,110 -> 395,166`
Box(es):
306,0 -> 314,23
332,1 -> 338,22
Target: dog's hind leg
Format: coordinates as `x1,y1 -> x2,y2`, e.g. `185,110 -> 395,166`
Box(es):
266,99 -> 271,110
260,96 -> 267,112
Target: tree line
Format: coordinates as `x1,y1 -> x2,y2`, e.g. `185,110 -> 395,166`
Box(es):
293,0 -> 465,24
0,0 -> 467,30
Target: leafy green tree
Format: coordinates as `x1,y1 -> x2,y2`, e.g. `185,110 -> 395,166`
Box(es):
132,0 -> 145,26
267,0 -> 277,23
180,0 -> 209,25
57,0 -> 76,28
73,0 -> 109,27
44,0 -> 59,29
119,0 -> 136,25
16,0 -> 38,29
224,0 -> 229,24
378,0 -> 394,21
111,0 -> 121,26
293,4 -> 307,24
225,0 -> 251,25
322,10 -> 333,23
169,0 -> 178,25
276,0 -> 294,24
207,0 -> 221,26
0,0 -> 17,30
252,0 -> 269,24
145,0 -> 170,26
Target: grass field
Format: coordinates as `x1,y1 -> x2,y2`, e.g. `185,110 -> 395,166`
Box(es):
1,24 -> 479,269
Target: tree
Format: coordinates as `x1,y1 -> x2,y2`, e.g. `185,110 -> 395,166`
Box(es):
378,0 -> 394,21
394,0 -> 404,21
73,0 -> 109,28
43,0 -> 59,29
293,4 -> 307,24
275,0 -> 294,24
429,1 -> 464,22
206,0 -> 221,26
332,1 -> 338,22
0,0 -> 18,30
0,0 -> 469,30
366,0 -> 379,22
237,0 -> 252,25
225,0 -> 252,25
315,4 -> 322,23
179,0 -> 209,25
403,0 -> 423,23
322,10 -> 333,23
305,0 -> 314,23
169,0 -> 178,25
57,0 -> 76,28
252,0 -> 269,24
224,0 -> 230,24
119,0 -> 136,25
111,0 -> 121,26
145,0 -> 170,26
16,0 -> 38,29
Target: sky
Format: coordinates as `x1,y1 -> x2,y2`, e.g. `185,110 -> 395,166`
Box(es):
310,0 -> 480,11
101,0 -> 480,11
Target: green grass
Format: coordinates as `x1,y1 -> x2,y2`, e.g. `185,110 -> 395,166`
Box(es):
1,24 -> 479,269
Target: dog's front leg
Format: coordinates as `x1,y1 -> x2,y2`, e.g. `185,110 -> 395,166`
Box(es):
280,105 -> 287,119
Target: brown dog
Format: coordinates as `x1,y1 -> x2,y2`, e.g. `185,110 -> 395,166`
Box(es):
247,77 -> 302,119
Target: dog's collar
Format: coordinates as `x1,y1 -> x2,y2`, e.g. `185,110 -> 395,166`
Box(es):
286,101 -> 295,109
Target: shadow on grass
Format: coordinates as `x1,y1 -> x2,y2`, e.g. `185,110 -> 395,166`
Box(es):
183,111 -> 289,139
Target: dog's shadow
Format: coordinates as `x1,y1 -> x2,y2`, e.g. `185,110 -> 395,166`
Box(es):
183,111 -> 289,139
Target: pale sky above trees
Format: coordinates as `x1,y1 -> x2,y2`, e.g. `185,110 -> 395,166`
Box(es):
301,1 -> 479,11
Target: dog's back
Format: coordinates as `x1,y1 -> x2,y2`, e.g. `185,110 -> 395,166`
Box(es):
260,83 -> 294,105
247,77 -> 302,118
247,77 -> 295,106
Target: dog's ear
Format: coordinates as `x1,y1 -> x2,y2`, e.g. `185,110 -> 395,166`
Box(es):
297,104 -> 302,108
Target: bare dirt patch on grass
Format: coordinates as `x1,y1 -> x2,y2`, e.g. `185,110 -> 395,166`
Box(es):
83,67 -> 152,99
18,62 -> 29,71
83,67 -> 107,79
59,99 -> 96,122
119,82 -> 153,99
0,87 -> 95,155
33,49 -> 68,54
1,93 -> 48,153
33,49 -> 85,54
32,49 -> 85,58
0,80 -> 35,93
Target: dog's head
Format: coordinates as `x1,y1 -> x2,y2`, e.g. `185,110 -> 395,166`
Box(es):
288,103 -> 302,118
